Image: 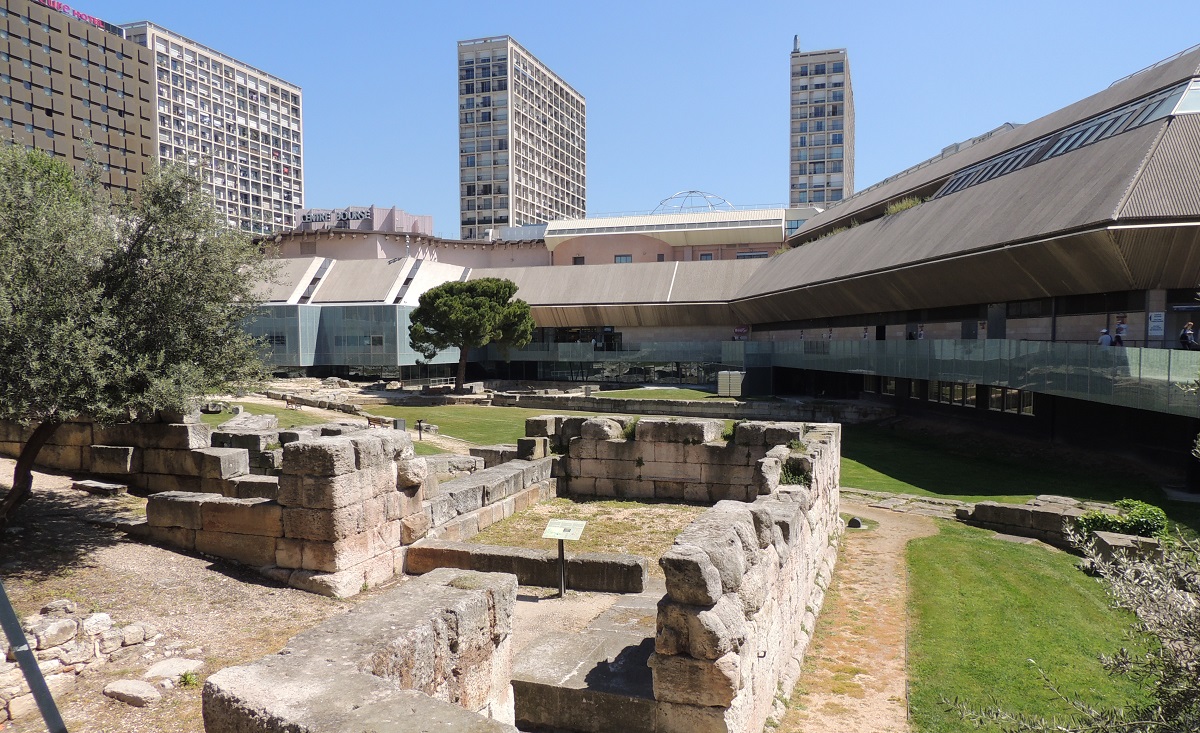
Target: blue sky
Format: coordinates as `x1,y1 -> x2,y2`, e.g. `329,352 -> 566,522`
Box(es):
84,0 -> 1199,238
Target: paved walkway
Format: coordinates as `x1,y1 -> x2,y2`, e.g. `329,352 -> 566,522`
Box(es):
841,487 -> 969,519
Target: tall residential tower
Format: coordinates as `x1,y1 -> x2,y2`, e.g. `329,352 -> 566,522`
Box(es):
122,21 -> 304,234
458,36 -> 585,241
789,38 -> 853,206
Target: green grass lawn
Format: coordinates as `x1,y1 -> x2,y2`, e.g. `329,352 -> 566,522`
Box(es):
199,403 -> 330,429
841,424 -> 1200,534
412,441 -> 447,456
366,405 -> 600,445
597,387 -> 735,401
908,522 -> 1152,732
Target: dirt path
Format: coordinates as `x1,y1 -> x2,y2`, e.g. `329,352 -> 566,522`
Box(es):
781,502 -> 938,733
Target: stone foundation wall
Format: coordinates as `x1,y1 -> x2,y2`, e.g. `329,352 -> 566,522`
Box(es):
144,429 -> 555,598
959,496 -> 1093,548
536,416 -> 824,503
407,540 -> 647,593
650,427 -> 841,733
203,568 -> 519,733
495,393 -> 893,424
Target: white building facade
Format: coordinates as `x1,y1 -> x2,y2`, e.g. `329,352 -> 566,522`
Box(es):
458,36 -> 585,240
122,21 -> 303,233
789,39 -> 853,206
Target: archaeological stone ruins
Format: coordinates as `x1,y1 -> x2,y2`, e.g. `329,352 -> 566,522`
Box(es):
0,411 -> 843,732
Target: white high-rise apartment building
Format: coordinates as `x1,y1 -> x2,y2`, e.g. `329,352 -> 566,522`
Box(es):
789,38 -> 853,206
458,36 -> 585,241
122,21 -> 303,234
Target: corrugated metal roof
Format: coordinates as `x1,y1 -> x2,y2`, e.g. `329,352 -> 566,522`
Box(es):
311,258 -> 407,303
255,257 -> 322,303
1120,113 -> 1200,219
735,122 -> 1165,310
796,46 -> 1200,235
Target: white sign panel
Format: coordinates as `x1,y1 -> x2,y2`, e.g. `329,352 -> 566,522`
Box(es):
1148,312 -> 1165,337
542,519 -> 586,541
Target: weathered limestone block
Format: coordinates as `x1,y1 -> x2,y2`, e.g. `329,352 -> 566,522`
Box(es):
525,415 -> 567,438
470,445 -> 518,468
278,471 -> 368,510
661,545 -> 724,607
142,448 -> 205,476
762,422 -> 806,447
211,430 -> 277,452
754,456 -> 781,495
195,530 -> 278,567
580,418 -> 623,440
973,501 -> 1033,529
516,437 -> 549,460
37,444 -> 84,472
385,486 -> 426,521
201,497 -> 283,537
25,618 -> 77,650
225,474 -> 280,500
281,436 -> 358,477
278,428 -> 319,445
657,594 -> 747,660
89,445 -> 142,475
147,525 -> 195,550
282,505 -> 366,542
195,447 -> 251,480
636,418 -> 723,444
53,422 -> 94,447
401,512 -> 432,545
650,651 -> 741,707
1030,504 -> 1086,534
426,494 -> 457,527
397,456 -> 428,489
144,473 -> 203,493
146,492 -> 215,529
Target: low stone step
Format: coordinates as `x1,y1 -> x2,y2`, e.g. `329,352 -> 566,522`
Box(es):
72,479 -> 127,496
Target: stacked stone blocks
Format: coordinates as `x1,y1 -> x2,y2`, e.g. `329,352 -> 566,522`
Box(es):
649,426 -> 841,733
536,416 -> 813,503
202,568 -> 519,732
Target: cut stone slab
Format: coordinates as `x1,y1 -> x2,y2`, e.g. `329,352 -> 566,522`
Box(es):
104,679 -> 162,707
72,479 -> 127,496
144,657 -> 204,680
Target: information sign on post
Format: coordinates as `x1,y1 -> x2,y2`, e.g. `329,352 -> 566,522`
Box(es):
543,519 -> 586,596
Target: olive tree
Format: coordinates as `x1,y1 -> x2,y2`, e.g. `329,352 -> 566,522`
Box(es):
0,149 -> 270,525
408,277 -> 534,392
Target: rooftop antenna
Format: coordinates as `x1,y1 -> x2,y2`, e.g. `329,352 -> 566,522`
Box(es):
793,35 -> 800,53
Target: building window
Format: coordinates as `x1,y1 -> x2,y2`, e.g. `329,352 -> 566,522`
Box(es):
572,256 -> 585,265
881,377 -> 896,396
614,254 -> 632,263
656,254 -> 665,262
736,252 -> 768,260
699,253 -> 713,261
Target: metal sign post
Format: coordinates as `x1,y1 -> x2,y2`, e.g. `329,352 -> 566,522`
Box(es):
0,580 -> 68,733
542,519 -> 586,598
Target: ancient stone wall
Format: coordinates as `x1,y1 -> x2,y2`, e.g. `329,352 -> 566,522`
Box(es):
650,425 -> 841,733
495,393 -> 893,424
143,430 -> 555,598
535,416 -> 821,503
959,496 -> 1092,548
203,568 -> 519,733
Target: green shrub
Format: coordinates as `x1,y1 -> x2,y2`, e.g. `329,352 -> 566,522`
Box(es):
179,671 -> 200,688
787,439 -> 802,450
1076,499 -> 1168,538
780,462 -> 811,487
722,420 -> 744,442
621,417 -> 639,441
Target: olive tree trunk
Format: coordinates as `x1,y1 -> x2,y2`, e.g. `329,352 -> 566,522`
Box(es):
0,420 -> 61,527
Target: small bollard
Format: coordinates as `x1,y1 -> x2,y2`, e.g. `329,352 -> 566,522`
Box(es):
416,419 -> 424,441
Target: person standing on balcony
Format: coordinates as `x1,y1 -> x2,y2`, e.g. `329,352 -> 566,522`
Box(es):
1179,322 -> 1197,350
1113,320 -> 1126,346
1098,329 -> 1114,347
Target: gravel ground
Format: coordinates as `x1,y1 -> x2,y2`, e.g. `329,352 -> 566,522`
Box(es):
0,459 -> 353,732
